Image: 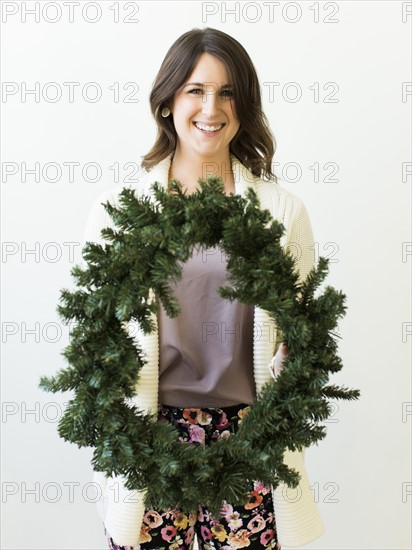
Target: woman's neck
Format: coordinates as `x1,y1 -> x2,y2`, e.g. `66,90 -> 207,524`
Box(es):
168,149 -> 235,196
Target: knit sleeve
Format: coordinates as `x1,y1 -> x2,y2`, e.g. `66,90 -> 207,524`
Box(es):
287,198 -> 316,286
82,187 -> 149,547
272,448 -> 325,546
272,198 -> 325,546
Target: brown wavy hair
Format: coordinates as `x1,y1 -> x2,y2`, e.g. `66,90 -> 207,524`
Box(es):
140,27 -> 277,182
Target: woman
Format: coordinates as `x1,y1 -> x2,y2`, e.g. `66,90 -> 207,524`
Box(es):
84,27 -> 325,550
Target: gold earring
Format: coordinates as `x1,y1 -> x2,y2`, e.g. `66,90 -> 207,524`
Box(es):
161,107 -> 171,117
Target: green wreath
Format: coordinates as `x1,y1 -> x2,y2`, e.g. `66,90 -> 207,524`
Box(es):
39,176 -> 360,514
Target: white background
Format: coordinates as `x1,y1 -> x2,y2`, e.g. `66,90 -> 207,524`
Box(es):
1,1 -> 411,549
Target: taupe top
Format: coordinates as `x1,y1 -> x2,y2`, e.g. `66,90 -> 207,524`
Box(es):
157,244 -> 256,407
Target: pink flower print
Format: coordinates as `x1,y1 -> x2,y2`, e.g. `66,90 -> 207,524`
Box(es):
161,525 -> 177,542
266,511 -> 275,525
247,515 -> 266,533
216,411 -> 231,430
185,526 -> 195,546
227,511 -> 243,531
200,525 -> 213,541
144,509 -> 163,528
220,501 -> 233,519
260,529 -> 275,546
163,507 -> 178,520
188,424 -> 205,444
253,481 -> 271,495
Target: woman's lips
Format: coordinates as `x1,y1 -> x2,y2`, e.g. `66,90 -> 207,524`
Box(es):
193,122 -> 225,135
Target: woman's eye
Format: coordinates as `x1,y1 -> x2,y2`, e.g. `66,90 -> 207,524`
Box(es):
187,89 -> 234,98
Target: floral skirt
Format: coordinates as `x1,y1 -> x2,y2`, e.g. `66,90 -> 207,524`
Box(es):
105,403 -> 281,550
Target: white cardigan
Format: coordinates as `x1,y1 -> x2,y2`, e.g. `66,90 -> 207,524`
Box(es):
83,153 -> 325,548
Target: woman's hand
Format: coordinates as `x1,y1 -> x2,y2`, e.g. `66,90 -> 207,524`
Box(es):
268,341 -> 288,379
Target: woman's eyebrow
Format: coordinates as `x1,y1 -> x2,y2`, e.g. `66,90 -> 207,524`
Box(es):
183,82 -> 233,89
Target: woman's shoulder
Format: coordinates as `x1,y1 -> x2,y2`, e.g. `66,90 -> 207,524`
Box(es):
233,155 -> 307,217
253,176 -> 307,220
86,167 -> 155,212
83,166 -> 156,246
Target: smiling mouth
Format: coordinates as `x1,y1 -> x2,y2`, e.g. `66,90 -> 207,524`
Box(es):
193,122 -> 225,133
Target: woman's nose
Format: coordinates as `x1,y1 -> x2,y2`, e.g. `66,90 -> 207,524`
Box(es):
201,89 -> 219,117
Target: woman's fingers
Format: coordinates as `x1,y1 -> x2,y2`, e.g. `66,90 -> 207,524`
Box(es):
267,341 -> 289,379
273,341 -> 288,377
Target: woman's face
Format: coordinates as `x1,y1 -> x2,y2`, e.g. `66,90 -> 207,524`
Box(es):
170,52 -> 240,159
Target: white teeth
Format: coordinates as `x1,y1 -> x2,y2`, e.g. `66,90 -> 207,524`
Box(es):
195,122 -> 223,132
